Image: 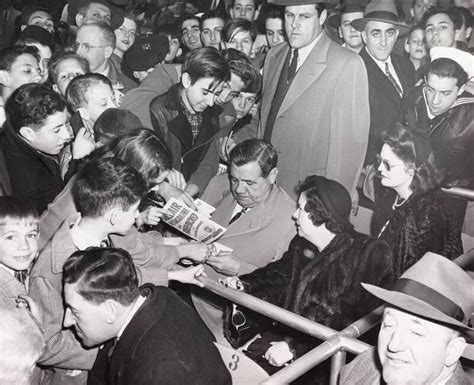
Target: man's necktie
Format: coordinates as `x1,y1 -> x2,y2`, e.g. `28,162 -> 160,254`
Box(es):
14,270 -> 28,287
99,237 -> 112,248
228,207 -> 249,225
385,62 -> 403,98
288,49 -> 299,83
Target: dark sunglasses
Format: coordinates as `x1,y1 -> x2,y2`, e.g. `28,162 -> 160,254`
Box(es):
376,154 -> 404,172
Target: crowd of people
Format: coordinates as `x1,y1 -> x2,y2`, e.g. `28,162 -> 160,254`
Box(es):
0,0 -> 473,384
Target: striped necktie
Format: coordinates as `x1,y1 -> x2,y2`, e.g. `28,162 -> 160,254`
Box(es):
385,62 -> 403,98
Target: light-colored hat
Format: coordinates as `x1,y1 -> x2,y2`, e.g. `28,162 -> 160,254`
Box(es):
362,252 -> 474,342
430,46 -> 474,79
351,0 -> 409,33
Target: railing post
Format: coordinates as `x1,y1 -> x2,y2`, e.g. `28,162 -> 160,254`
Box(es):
330,350 -> 346,385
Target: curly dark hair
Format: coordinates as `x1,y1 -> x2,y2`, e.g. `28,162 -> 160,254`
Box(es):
297,176 -> 353,234
381,124 -> 444,194
5,83 -> 66,132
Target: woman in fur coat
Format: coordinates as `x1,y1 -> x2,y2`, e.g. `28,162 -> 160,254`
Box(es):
224,175 -> 394,384
372,124 -> 463,283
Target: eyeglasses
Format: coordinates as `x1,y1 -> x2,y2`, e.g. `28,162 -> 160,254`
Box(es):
376,154 -> 404,172
73,42 -> 107,53
231,304 -> 246,331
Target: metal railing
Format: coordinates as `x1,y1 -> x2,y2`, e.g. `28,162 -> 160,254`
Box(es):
442,187 -> 474,201
197,248 -> 474,384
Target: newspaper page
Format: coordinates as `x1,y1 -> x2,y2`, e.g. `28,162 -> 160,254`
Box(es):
162,198 -> 226,244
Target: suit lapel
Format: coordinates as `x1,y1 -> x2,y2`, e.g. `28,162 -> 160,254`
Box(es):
260,44 -> 290,126
217,186 -> 281,239
278,34 -> 329,116
391,54 -> 412,92
361,49 -> 401,104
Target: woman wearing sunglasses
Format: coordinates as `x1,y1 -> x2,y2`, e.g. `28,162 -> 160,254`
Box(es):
373,123 -> 463,282
223,175 -> 393,384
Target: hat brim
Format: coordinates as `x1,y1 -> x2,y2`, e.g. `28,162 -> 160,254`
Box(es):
362,283 -> 474,342
351,17 -> 409,33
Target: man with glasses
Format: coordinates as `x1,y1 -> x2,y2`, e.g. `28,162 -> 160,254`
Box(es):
74,21 -> 136,97
150,47 -> 230,196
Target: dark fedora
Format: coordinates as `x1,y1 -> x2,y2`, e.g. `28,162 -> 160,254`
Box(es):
68,0 -> 124,30
326,1 -> 365,29
351,0 -> 409,33
362,252 -> 474,343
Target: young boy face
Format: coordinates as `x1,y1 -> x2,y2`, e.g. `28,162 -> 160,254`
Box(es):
24,108 -> 71,155
231,91 -> 257,119
0,219 -> 39,271
81,82 -> 117,123
405,28 -> 426,61
182,75 -> 223,113
53,58 -> 87,96
1,54 -> 41,93
27,10 -> 54,33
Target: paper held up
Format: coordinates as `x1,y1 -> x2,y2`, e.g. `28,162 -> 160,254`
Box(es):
162,198 -> 226,244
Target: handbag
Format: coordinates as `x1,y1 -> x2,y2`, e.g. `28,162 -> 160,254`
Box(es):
224,302 -> 267,348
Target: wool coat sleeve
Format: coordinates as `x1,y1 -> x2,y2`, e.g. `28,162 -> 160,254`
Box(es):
113,229 -> 181,286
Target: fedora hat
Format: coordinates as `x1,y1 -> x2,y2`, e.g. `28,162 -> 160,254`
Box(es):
326,1 -> 365,29
69,0 -> 124,29
351,0 -> 409,33
362,252 -> 474,342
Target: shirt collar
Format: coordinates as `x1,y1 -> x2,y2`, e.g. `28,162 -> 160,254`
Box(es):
179,90 -> 201,119
365,47 -> 393,71
422,87 -> 436,120
295,32 -> 323,68
117,295 -> 146,340
69,215 -> 109,250
0,263 -> 15,277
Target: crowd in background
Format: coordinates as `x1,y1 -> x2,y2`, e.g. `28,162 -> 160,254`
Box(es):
0,0 -> 473,384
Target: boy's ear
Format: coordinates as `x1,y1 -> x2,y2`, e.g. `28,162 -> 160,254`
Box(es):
181,72 -> 191,88
109,207 -> 121,226
0,70 -> 10,87
52,84 -> 60,94
76,13 -> 84,27
19,126 -> 36,143
132,71 -> 140,80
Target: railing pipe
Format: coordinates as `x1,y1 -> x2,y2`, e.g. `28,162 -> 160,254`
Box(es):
329,351 -> 346,385
198,276 -> 369,353
199,247 -> 474,384
442,187 -> 474,201
262,335 -> 369,384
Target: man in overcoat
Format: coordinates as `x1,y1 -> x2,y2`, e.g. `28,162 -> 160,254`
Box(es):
259,0 -> 370,201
